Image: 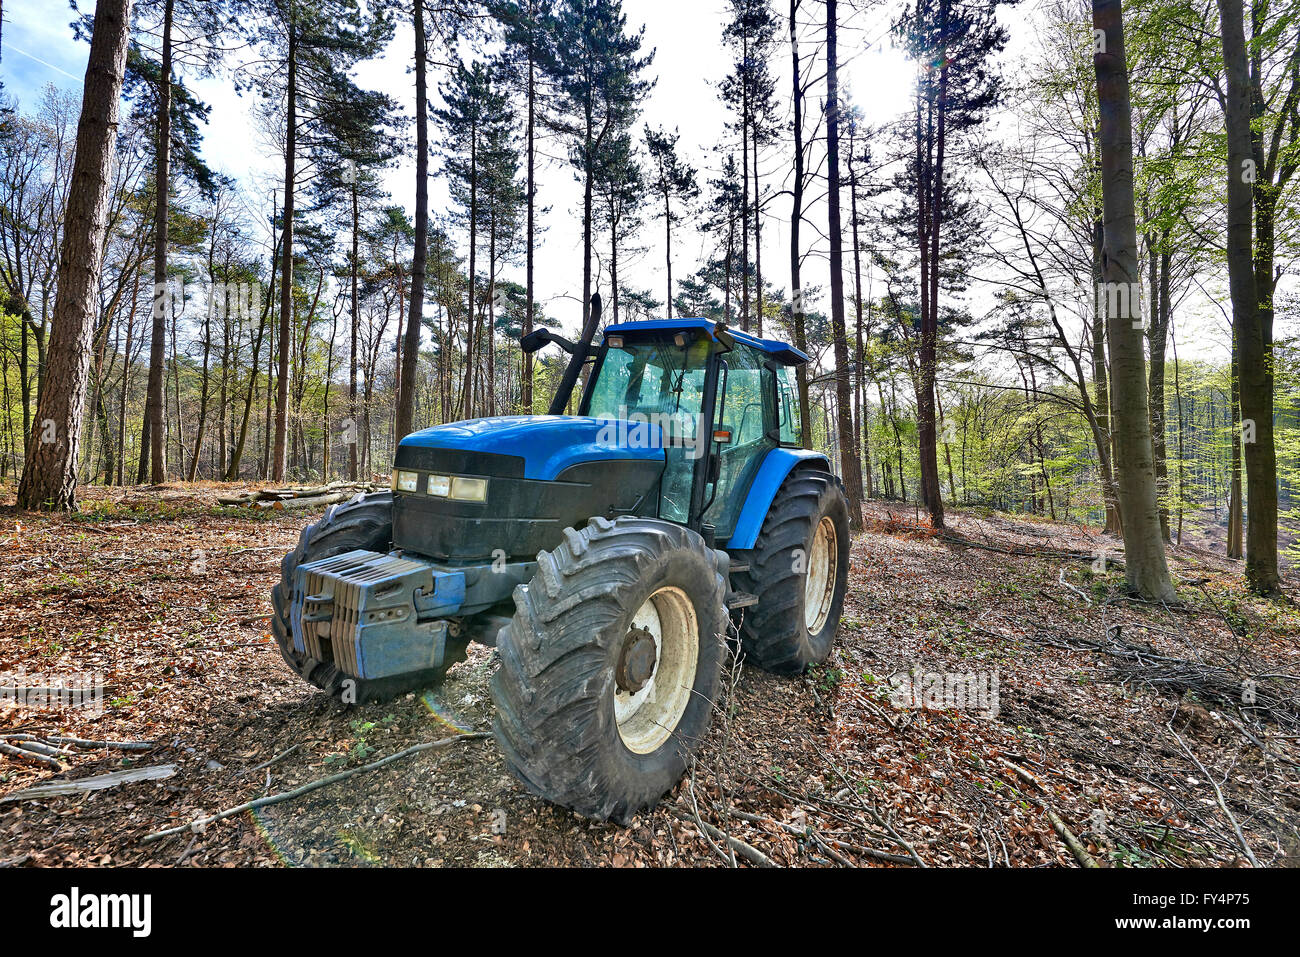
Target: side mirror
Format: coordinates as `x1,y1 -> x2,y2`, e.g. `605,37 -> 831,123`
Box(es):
520,328 -> 552,354
522,327 -> 587,357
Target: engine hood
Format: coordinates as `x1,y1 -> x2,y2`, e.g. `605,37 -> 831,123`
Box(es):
397,415 -> 665,481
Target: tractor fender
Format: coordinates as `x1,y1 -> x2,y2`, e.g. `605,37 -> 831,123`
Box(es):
724,448 -> 833,550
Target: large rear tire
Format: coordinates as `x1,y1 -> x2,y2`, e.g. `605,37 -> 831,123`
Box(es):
491,516 -> 728,822
730,469 -> 850,675
270,490 -> 466,703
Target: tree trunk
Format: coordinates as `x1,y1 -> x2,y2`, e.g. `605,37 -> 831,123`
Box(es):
522,6 -> 536,413
144,0 -> 173,485
850,142 -> 872,499
17,0 -> 133,509
188,295 -> 213,481
740,30 -> 750,332
824,0 -> 863,531
1147,242 -> 1170,541
1092,213 -> 1121,533
752,116 -> 763,337
461,113 -> 478,418
396,0 -> 427,441
788,0 -> 811,447
1092,0 -> 1174,600
1227,333 -> 1243,557
273,22 -> 297,482
664,184 -> 673,316
229,210 -> 278,480
1219,0 -> 1278,592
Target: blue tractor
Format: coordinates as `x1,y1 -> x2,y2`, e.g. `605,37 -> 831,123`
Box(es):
272,303 -> 850,821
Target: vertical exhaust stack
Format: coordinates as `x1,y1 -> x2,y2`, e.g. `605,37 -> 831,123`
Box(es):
548,292 -> 602,415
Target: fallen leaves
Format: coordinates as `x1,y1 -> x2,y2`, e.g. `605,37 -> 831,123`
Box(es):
0,487 -> 1296,867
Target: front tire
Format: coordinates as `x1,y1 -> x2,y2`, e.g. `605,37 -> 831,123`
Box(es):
730,469 -> 851,675
490,516 -> 728,822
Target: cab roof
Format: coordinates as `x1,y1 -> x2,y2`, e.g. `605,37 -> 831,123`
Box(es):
601,318 -> 810,366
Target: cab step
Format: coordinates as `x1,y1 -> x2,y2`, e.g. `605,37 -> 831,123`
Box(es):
726,591 -> 759,610
728,561 -> 750,574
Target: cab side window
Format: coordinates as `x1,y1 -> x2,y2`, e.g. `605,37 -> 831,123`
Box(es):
777,367 -> 800,446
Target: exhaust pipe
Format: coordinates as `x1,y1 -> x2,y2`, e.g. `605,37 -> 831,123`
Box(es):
547,292 -> 602,415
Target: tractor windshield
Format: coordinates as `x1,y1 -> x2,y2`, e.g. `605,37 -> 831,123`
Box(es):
585,336 -> 711,525
585,337 -> 710,441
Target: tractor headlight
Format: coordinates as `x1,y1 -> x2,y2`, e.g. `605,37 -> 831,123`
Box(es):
448,476 -> 488,502
394,470 -> 420,493
426,474 -> 451,497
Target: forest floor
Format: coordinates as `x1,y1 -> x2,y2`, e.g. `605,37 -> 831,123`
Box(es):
1,483 -> 1298,868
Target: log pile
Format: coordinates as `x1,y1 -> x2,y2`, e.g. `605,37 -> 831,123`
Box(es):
217,481 -> 385,511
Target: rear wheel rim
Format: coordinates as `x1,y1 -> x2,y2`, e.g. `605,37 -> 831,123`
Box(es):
805,516 -> 838,634
614,586 -> 699,755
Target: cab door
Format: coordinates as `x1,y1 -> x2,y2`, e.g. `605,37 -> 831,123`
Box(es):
702,343 -> 779,540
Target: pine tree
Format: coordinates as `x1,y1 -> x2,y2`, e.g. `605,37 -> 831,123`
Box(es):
546,0 -> 652,350
435,60 -> 514,419
596,129 -> 644,324
825,0 -> 864,530
251,0 -> 391,481
126,0 -> 229,485
497,0 -> 556,412
892,0 -> 1016,528
720,0 -> 778,333
644,125 -> 698,317
17,0 -> 133,509
308,64 -> 401,478
787,0 -> 811,444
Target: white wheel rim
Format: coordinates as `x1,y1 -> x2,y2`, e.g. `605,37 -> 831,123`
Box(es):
804,516 -> 838,634
614,586 -> 699,755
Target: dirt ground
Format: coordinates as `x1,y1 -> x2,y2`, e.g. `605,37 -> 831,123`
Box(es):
1,484 -> 1298,868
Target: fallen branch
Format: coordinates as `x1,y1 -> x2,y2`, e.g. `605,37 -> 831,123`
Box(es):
671,809 -> 778,868
1,764 -> 177,801
813,741 -> 929,867
1168,723 -> 1259,867
1042,808 -> 1100,869
141,733 -> 488,844
827,838 -> 918,866
243,742 -> 304,775
0,741 -> 61,771
42,735 -> 157,751
259,492 -> 350,511
1058,568 -> 1093,606
220,483 -> 383,508
937,532 -> 1125,569
12,739 -> 74,758
992,763 -> 1098,868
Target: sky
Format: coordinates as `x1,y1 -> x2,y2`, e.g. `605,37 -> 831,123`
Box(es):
0,0 -> 1242,364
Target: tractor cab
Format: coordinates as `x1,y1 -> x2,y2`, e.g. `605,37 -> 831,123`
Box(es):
579,319 -> 807,545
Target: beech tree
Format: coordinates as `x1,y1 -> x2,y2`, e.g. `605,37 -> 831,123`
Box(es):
1092,0 -> 1175,600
